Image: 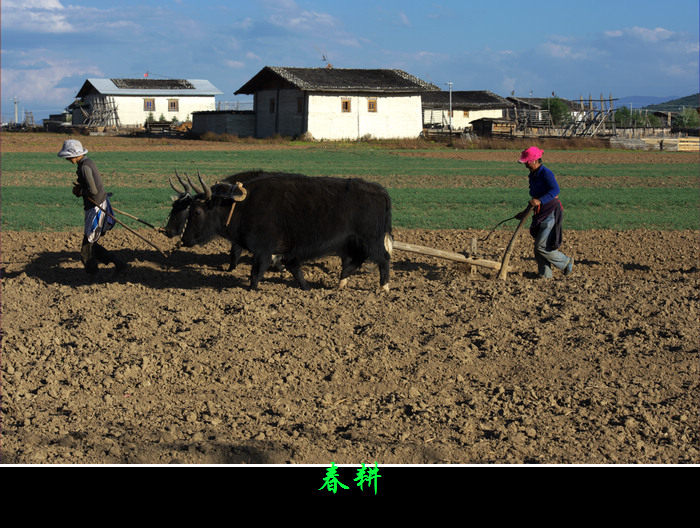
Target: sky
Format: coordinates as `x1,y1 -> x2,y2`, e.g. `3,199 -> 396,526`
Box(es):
1,0 -> 699,123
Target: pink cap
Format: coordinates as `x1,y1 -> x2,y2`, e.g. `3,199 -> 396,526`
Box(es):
518,146 -> 544,164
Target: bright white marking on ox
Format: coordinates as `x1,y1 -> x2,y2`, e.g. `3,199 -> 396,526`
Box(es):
385,233 -> 394,255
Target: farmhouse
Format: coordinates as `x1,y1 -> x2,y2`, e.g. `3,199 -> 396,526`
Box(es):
422,90 -> 514,131
71,78 -> 223,128
230,66 -> 439,140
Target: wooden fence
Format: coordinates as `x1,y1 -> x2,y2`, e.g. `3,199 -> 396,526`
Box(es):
678,137 -> 700,152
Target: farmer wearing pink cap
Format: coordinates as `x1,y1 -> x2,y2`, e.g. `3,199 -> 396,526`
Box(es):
515,146 -> 573,278
58,139 -> 127,275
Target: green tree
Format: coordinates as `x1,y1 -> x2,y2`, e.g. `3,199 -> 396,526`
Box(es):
542,97 -> 571,126
647,113 -> 661,127
614,106 -> 647,127
675,108 -> 700,128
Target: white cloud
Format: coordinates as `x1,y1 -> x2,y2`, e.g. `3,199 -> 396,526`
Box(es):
5,0 -> 64,9
604,30 -> 623,38
604,26 -> 678,43
540,42 -> 580,60
1,53 -> 102,108
233,18 -> 255,30
338,38 -> 363,49
630,26 -> 674,42
269,10 -> 337,31
2,0 -> 75,33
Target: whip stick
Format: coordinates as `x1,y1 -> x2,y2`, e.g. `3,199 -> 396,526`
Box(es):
87,197 -> 168,258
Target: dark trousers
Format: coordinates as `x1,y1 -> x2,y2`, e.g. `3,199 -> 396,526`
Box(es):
81,236 -> 124,274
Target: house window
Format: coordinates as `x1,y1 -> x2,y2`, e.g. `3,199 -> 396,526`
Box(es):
168,99 -> 179,112
341,99 -> 351,113
144,98 -> 155,112
269,99 -> 276,114
297,97 -> 303,114
463,110 -> 470,118
368,98 -> 377,113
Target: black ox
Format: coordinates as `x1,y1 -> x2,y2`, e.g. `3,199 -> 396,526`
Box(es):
165,170 -> 277,271
180,172 -> 393,291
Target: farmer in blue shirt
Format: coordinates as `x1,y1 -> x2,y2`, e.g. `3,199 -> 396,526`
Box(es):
515,146 -> 574,279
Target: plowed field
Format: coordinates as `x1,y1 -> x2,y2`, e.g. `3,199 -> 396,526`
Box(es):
1,134 -> 697,464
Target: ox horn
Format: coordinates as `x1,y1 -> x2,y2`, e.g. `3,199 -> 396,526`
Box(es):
186,172 -> 204,195
176,170 -> 191,193
233,182 -> 248,202
170,170 -> 191,195
197,170 -> 212,200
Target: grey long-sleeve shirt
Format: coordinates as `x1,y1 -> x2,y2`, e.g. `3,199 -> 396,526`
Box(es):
76,157 -> 107,210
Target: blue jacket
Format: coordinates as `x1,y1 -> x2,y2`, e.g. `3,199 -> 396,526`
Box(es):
528,165 -> 560,205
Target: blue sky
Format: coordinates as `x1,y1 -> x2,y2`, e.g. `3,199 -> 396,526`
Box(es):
2,0 -> 698,122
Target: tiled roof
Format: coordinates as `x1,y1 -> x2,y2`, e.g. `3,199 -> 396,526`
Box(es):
235,66 -> 439,94
422,90 -> 514,109
111,79 -> 195,90
76,79 -> 222,97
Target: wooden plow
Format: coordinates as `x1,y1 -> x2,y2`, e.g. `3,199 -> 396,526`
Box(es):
393,205 -> 532,280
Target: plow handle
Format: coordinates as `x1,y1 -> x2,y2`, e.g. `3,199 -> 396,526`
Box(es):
497,204 -> 533,280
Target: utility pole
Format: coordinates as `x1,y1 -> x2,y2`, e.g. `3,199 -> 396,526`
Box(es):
13,96 -> 19,125
446,82 -> 453,131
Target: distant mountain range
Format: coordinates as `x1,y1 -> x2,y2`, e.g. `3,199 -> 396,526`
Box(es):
616,94 -> 699,111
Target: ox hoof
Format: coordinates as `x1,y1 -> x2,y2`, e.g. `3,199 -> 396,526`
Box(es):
381,284 -> 390,293
338,278 -> 349,290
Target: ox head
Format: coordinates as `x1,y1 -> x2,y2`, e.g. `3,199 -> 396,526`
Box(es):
180,175 -> 247,248
163,170 -> 214,238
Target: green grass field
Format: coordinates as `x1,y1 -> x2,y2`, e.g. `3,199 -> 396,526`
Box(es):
2,147 -> 698,231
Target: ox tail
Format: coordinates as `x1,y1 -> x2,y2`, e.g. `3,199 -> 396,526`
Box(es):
384,232 -> 394,256
384,191 -> 393,257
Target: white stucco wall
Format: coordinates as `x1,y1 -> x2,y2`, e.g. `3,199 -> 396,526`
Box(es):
254,89 -> 424,140
307,93 -> 423,140
81,94 -> 217,127
423,108 -> 505,130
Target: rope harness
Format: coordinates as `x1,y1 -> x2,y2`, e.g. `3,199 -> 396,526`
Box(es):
166,172 -> 249,256
480,215 -> 518,242
224,182 -> 248,226
169,180 -> 248,255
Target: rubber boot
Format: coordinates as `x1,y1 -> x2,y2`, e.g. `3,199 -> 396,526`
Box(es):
93,242 -> 128,274
81,237 -> 99,274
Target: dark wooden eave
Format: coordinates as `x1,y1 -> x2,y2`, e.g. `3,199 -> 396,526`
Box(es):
235,66 -> 439,95
422,90 -> 514,110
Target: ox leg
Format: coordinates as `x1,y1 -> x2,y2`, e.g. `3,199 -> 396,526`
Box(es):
378,258 -> 391,292
228,243 -> 243,271
283,258 -> 311,291
339,254 -> 366,289
249,254 -> 272,290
